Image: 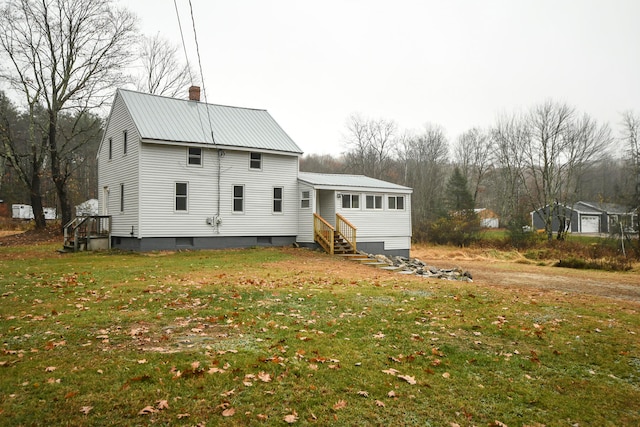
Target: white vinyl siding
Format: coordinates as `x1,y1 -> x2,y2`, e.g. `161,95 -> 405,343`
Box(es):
138,147 -> 299,237
98,92 -> 140,237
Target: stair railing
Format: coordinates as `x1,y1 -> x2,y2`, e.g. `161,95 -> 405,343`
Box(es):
336,213 -> 357,253
313,213 -> 335,255
63,215 -> 112,252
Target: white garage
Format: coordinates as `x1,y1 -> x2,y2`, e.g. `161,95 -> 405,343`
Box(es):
580,215 -> 600,233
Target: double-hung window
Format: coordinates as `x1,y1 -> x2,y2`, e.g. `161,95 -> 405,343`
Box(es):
273,187 -> 283,213
233,185 -> 244,213
175,182 -> 188,211
249,152 -> 261,170
341,193 -> 359,209
388,195 -> 404,210
188,147 -> 202,165
366,194 -> 382,210
301,191 -> 311,208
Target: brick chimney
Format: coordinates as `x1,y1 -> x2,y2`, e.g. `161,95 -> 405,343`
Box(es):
188,85 -> 201,101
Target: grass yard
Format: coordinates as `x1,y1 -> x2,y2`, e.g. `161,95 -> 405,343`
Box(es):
1,243 -> 639,426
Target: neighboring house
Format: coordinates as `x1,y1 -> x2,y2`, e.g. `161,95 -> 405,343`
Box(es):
474,208 -> 499,229
97,88 -> 412,256
531,201 -> 638,234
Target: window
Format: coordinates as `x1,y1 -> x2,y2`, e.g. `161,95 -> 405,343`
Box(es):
119,183 -> 124,212
301,190 -> 311,208
273,187 -> 283,213
108,137 -> 112,160
388,195 -> 405,210
188,147 -> 202,166
233,185 -> 244,212
249,152 -> 261,170
123,130 -> 128,154
366,195 -> 382,210
341,193 -> 359,209
175,182 -> 188,211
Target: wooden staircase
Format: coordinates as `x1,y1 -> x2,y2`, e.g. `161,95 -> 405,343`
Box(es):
61,216 -> 111,252
314,213 -> 357,255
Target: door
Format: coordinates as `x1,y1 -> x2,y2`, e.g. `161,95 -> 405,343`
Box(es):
580,215 -> 599,233
102,187 -> 109,215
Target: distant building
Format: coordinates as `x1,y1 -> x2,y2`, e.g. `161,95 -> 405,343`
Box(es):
531,201 -> 637,234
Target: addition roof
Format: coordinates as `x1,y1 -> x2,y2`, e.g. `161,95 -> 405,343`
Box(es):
117,89 -> 303,154
298,172 -> 412,192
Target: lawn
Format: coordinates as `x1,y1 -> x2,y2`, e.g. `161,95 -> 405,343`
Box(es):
1,243 -> 639,426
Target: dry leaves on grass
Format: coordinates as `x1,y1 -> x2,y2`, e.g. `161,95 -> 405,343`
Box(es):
284,412 -> 299,423
80,406 -> 93,415
332,400 -> 347,410
222,408 -> 235,417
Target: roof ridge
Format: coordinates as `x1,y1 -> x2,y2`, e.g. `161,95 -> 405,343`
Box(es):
117,88 -> 268,112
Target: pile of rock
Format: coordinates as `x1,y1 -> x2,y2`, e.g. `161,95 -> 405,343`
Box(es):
367,253 -> 473,282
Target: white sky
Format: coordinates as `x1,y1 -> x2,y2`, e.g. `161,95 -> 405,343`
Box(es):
122,0 -> 640,155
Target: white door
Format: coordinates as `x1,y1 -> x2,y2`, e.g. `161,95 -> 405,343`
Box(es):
580,215 -> 599,233
102,187 -> 109,215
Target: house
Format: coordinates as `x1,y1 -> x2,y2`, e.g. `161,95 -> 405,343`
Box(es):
531,201 -> 638,234
474,208 -> 499,228
97,88 -> 412,256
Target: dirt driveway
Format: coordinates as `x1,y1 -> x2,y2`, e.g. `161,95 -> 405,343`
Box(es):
411,246 -> 640,303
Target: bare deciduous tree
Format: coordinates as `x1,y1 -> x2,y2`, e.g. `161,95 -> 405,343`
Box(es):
0,0 -> 137,227
621,110 -> 640,208
134,34 -> 195,98
493,101 -> 612,240
397,124 -> 449,224
454,127 -> 492,204
343,113 -> 397,180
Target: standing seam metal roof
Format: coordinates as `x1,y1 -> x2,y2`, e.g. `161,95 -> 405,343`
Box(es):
298,172 -> 412,192
117,89 -> 303,154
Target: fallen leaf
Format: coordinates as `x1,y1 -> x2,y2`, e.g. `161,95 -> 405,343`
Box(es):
221,389 -> 236,397
222,408 -> 235,417
387,391 -> 396,398
284,412 -> 298,423
398,374 -> 417,385
382,368 -> 400,376
45,366 -> 56,372
442,372 -> 450,379
257,413 -> 268,421
156,400 -> 169,410
258,371 -> 272,382
80,406 -> 93,415
333,400 -> 347,410
138,406 -> 157,415
357,390 -> 369,397
177,413 -> 190,419
137,359 -> 147,364
375,400 -> 385,407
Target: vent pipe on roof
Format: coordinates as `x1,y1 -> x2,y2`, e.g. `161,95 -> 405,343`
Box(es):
188,85 -> 201,101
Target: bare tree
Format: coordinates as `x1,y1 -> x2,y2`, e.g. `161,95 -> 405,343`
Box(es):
493,101 -> 612,240
397,124 -> 449,224
134,34 -> 195,98
621,110 -> 640,208
454,127 -> 492,204
0,0 -> 137,227
343,113 -> 397,180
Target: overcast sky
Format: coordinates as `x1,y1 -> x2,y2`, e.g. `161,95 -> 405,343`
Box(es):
123,0 -> 640,156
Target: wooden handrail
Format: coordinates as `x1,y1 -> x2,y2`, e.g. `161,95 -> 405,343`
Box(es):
313,213 -> 335,255
336,213 -> 357,252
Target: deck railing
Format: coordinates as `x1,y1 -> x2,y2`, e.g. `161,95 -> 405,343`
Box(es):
313,213 -> 335,255
63,215 -> 111,251
336,213 -> 357,252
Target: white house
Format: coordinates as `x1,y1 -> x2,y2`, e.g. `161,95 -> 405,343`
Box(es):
97,88 -> 412,256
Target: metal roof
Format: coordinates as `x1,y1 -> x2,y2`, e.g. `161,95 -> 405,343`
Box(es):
298,172 -> 412,192
118,89 -> 303,154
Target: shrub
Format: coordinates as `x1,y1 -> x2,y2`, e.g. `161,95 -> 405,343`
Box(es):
424,211 -> 481,247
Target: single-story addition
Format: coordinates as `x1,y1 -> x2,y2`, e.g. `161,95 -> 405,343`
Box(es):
531,201 -> 638,234
97,87 -> 413,256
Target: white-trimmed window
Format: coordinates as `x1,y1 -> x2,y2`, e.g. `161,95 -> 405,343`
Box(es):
366,194 -> 382,210
301,190 -> 311,208
120,183 -> 124,212
273,187 -> 283,213
123,130 -> 128,154
341,193 -> 360,209
188,147 -> 202,166
233,185 -> 244,213
175,182 -> 188,211
388,195 -> 405,210
249,152 -> 262,170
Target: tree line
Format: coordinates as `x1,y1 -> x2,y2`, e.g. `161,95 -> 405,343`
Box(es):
302,106 -> 640,241
1,0 -> 638,242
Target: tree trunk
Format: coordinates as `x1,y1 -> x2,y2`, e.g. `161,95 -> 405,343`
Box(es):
49,113 -> 72,229
29,167 -> 46,229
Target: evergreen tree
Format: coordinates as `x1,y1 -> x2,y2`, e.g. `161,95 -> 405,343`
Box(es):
446,167 -> 475,211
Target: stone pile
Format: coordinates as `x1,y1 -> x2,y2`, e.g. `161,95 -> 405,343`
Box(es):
365,253 -> 473,282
